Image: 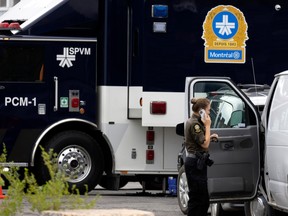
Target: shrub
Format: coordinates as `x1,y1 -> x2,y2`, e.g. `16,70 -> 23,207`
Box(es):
0,146 -> 98,216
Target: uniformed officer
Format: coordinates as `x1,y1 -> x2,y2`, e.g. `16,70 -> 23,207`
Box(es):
184,98 -> 218,216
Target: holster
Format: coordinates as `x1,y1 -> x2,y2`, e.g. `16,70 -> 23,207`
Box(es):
196,152 -> 206,170
196,152 -> 214,170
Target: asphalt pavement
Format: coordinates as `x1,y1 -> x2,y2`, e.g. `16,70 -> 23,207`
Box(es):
1,182 -> 246,216
1,182 -> 183,216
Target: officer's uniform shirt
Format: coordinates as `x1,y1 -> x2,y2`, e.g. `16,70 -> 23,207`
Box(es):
185,114 -> 207,153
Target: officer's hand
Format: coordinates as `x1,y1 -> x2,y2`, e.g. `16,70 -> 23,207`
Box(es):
202,113 -> 211,127
210,133 -> 218,142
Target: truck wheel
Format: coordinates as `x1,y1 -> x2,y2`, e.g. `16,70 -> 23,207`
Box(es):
37,131 -> 104,194
138,176 -> 167,190
244,195 -> 275,216
177,165 -> 189,214
99,176 -> 129,190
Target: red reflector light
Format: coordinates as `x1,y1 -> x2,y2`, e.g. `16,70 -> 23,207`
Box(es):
146,130 -> 155,144
0,22 -> 9,28
71,98 -> 79,108
146,150 -> 154,161
146,130 -> 154,141
150,101 -> 166,114
9,22 -> 21,29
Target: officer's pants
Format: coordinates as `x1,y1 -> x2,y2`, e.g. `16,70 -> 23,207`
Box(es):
184,156 -> 209,216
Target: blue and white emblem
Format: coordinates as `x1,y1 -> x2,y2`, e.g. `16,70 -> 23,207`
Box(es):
202,5 -> 248,63
213,11 -> 238,39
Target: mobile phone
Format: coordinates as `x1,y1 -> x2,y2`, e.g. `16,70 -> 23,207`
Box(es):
199,109 -> 205,119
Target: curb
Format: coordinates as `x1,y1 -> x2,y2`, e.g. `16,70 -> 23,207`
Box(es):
41,209 -> 155,216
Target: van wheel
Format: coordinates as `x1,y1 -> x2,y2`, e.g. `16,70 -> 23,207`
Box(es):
36,131 -> 104,194
211,203 -> 224,216
244,195 -> 275,216
177,165 -> 189,214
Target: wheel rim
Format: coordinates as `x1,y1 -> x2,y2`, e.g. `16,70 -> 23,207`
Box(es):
250,197 -> 265,216
211,203 -> 220,216
58,145 -> 92,183
178,171 -> 189,209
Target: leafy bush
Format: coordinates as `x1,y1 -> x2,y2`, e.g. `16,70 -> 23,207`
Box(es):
0,146 -> 98,216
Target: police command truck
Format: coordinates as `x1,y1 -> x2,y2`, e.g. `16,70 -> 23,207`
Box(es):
0,0 -> 287,194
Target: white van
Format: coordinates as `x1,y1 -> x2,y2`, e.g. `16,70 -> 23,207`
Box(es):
177,71 -> 288,216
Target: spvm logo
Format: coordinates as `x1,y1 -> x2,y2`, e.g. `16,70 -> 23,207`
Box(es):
56,47 -> 91,68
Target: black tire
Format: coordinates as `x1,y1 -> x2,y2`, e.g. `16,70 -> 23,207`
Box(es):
99,176 -> 129,190
138,176 -> 167,190
177,165 -> 189,215
244,195 -> 275,216
36,130 -> 104,194
118,178 -> 129,189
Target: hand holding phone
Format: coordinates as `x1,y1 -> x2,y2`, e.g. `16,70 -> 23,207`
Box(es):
199,109 -> 206,119
199,109 -> 211,127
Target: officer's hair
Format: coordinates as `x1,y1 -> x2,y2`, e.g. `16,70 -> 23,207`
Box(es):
191,98 -> 210,112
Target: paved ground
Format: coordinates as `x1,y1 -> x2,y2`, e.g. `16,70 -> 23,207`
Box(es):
0,182 -> 184,216
92,186 -> 184,216
2,182 -> 287,216
0,182 -> 251,216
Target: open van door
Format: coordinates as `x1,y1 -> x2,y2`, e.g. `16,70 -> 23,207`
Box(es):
185,77 -> 261,202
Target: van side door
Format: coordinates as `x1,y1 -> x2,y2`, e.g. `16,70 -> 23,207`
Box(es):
186,77 -> 260,201
263,73 -> 288,210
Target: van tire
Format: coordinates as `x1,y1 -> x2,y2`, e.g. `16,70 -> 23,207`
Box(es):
210,203 -> 224,216
177,165 -> 189,214
36,131 -> 104,194
244,195 -> 275,216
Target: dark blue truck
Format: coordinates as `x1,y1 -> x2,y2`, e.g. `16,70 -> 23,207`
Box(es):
0,0 -> 287,196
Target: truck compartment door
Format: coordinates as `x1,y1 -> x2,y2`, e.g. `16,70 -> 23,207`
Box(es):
186,77 -> 260,201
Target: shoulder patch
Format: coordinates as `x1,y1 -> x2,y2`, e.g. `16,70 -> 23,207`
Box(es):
193,124 -> 202,133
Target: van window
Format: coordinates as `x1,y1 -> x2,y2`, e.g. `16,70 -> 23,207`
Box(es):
0,46 -> 44,82
192,82 -> 247,128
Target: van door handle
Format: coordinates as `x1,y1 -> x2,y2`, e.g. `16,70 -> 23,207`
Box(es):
0,85 -> 5,90
221,142 -> 234,151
